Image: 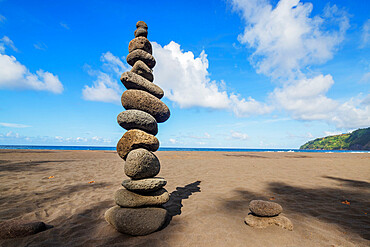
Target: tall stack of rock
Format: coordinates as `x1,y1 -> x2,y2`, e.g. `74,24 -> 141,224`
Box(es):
105,21 -> 171,236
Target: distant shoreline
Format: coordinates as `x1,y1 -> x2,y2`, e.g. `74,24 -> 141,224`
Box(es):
0,145 -> 369,153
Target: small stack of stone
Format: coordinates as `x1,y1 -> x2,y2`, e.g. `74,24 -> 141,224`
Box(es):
105,21 -> 171,236
244,200 -> 293,231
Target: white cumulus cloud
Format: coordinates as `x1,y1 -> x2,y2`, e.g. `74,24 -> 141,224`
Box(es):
152,41 -> 271,116
272,75 -> 338,120
0,36 -> 63,94
152,41 -> 230,109
82,52 -> 129,103
271,75 -> 370,128
332,97 -> 370,128
230,130 -> 249,140
1,36 -> 18,52
83,42 -> 271,117
232,0 -> 349,79
169,138 -> 177,144
82,71 -> 122,103
101,51 -> 128,74
229,94 -> 273,117
232,0 -> 370,129
5,131 -> 20,138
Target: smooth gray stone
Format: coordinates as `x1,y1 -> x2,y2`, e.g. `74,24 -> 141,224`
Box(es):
131,60 -> 153,82
128,37 -> 152,54
244,214 -> 293,231
249,200 -> 283,217
125,148 -> 160,179
126,49 -> 156,68
122,178 -> 167,192
121,90 -> 170,123
114,188 -> 169,207
134,27 -> 148,38
116,129 -> 159,160
117,110 -> 158,135
105,206 -> 168,236
120,71 -> 163,99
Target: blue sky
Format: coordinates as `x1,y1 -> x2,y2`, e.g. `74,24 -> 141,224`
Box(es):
0,0 -> 369,148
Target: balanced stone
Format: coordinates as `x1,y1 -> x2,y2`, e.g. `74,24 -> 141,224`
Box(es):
105,206 -> 168,236
116,129 -> 159,160
121,71 -> 163,99
244,214 -> 293,231
122,178 -> 167,192
117,110 -> 158,135
115,188 -> 169,207
121,90 -> 170,123
136,21 -> 148,30
126,49 -> 156,68
249,200 -> 283,217
131,60 -> 153,82
125,148 -> 160,179
129,37 -> 152,54
134,27 -> 148,38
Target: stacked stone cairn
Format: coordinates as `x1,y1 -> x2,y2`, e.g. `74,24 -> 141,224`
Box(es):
104,21 -> 171,236
244,200 -> 293,231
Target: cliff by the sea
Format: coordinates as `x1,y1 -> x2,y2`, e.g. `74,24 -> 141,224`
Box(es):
300,127 -> 370,150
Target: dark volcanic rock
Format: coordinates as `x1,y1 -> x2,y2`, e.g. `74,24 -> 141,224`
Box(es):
126,49 -> 156,69
115,188 -> 169,207
105,206 -> 168,236
116,129 -> 159,160
249,200 -> 283,217
136,21 -> 148,30
120,71 -> 163,99
121,90 -> 170,123
244,214 -> 293,231
122,177 -> 167,192
134,27 -> 148,38
117,110 -> 158,135
129,37 -> 152,54
125,148 -> 160,179
131,60 -> 153,82
0,220 -> 50,239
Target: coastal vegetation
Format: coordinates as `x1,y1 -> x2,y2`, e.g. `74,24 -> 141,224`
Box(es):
300,127 -> 370,150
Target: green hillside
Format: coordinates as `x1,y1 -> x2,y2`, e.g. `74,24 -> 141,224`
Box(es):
300,127 -> 370,150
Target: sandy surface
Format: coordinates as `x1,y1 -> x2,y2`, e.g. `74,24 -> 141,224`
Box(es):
0,149 -> 369,246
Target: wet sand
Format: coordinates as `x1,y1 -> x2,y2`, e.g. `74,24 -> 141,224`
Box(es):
0,149 -> 369,246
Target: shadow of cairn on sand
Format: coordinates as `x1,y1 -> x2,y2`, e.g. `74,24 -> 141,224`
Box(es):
164,181 -> 201,217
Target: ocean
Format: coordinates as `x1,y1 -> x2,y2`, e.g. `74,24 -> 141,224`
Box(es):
0,145 -> 368,153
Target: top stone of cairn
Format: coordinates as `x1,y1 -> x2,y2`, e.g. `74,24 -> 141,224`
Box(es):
136,21 -> 148,30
